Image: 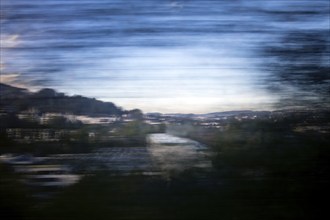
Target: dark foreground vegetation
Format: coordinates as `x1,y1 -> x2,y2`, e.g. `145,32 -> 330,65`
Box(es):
1,111 -> 329,220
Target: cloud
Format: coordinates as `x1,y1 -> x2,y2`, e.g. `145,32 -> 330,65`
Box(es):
1,34 -> 20,48
0,73 -> 28,89
0,73 -> 20,83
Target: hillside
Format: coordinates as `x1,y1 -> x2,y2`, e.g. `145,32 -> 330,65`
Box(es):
0,83 -> 123,116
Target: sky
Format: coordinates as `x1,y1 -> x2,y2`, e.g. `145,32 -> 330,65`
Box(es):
1,0 -> 329,113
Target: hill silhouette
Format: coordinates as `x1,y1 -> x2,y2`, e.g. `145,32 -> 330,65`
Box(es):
0,83 -> 123,116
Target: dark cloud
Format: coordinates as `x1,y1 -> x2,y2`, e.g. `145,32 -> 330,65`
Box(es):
259,25 -> 330,108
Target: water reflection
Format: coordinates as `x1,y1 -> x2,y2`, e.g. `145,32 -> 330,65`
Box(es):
51,147 -> 155,175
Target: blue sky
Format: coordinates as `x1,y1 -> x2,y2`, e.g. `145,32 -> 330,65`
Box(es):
1,0 -> 329,113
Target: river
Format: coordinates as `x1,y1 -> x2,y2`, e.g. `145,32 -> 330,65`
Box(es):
45,133 -> 212,177
147,133 -> 212,177
2,133 -> 213,180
